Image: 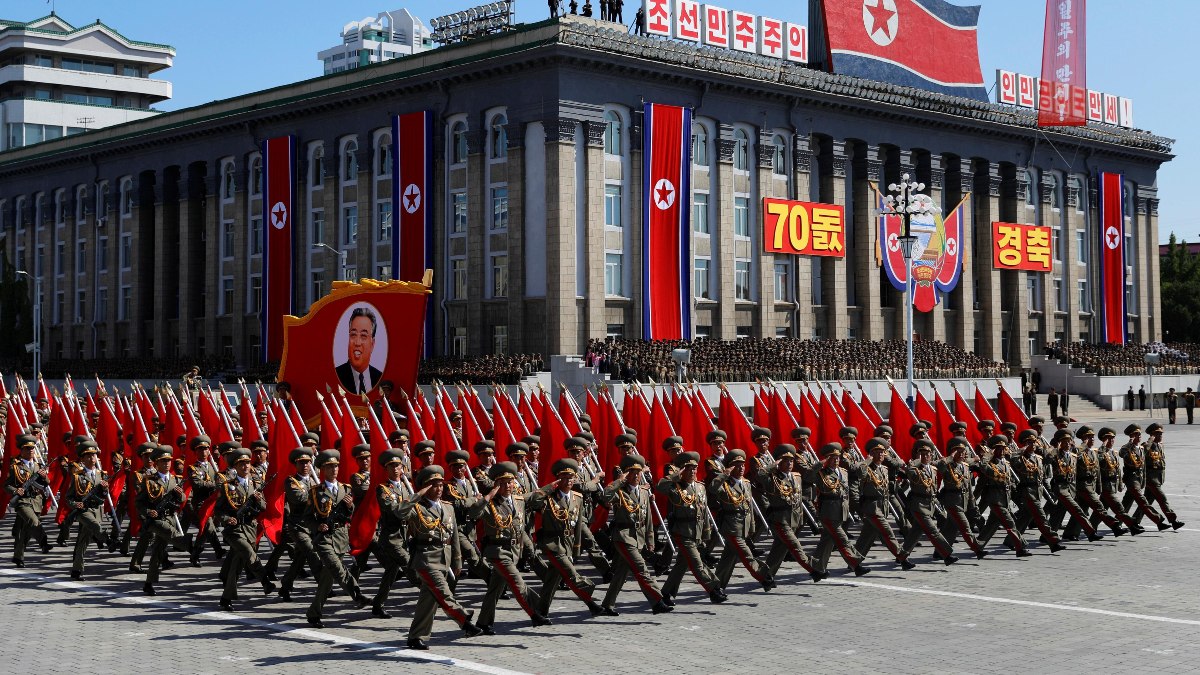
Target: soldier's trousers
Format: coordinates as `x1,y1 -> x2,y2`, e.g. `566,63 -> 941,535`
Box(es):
888,494 -> 912,535
1142,479 -> 1177,523
938,495 -> 983,555
308,537 -> 360,620
456,527 -> 491,579
603,536 -> 663,607
537,539 -> 596,615
479,551 -> 540,625
373,537 -> 418,608
1122,482 -> 1165,526
715,532 -> 771,587
854,503 -> 904,560
281,529 -> 322,592
221,527 -> 262,602
764,521 -> 816,576
1049,488 -> 1098,537
1066,486 -> 1123,539
902,499 -> 954,558
191,518 -> 224,560
143,518 -> 177,584
978,501 -> 1027,551
11,503 -> 48,562
1008,493 -> 1059,547
408,566 -> 470,642
579,524 -> 611,576
815,516 -> 863,572
1091,489 -> 1139,530
662,534 -> 720,598
71,511 -> 103,572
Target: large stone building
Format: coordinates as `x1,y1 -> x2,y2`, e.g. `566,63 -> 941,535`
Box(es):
0,15 -> 1170,368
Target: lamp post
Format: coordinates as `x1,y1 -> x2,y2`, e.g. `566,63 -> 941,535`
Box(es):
884,174 -> 935,410
313,242 -> 348,281
16,270 -> 41,379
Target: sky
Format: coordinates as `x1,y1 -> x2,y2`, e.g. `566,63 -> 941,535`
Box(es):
12,0 -> 1196,244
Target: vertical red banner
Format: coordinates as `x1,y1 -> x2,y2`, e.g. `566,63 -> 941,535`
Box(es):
262,135 -> 295,361
392,111 -> 432,282
1099,171 -> 1126,344
642,102 -> 691,340
1039,0 -> 1087,126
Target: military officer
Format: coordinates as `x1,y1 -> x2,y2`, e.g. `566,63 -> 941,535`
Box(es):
975,436 -> 1032,557
599,454 -> 672,615
657,451 -> 726,602
1119,425 -> 1170,530
442,449 -> 490,580
214,448 -> 274,610
187,436 -> 224,566
854,438 -> 913,570
60,440 -> 109,579
136,445 -> 186,595
1091,427 -> 1145,534
756,444 -> 820,581
1008,431 -> 1065,552
936,438 -> 987,558
371,448 -> 417,618
1046,429 -> 1103,541
1140,423 -> 1184,530
1065,426 -> 1129,540
809,443 -> 868,577
305,450 -> 369,629
565,436 -> 611,577
901,441 -> 958,565
278,447 -> 322,602
6,434 -> 53,567
527,458 -> 604,617
710,449 -> 775,591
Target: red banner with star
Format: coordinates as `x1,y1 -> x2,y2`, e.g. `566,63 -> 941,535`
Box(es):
262,135 -> 295,361
642,102 -> 692,340
1099,172 -> 1126,344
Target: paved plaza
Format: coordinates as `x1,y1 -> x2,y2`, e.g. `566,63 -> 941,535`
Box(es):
2,413 -> 1198,674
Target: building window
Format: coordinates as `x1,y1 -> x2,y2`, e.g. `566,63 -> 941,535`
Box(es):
250,156 -> 262,195
452,192 -> 468,233
221,163 -> 235,201
1076,230 -> 1087,264
452,327 -> 467,357
220,278 -> 234,315
491,187 -> 509,230
1048,173 -> 1062,210
76,240 -> 86,274
733,129 -> 749,171
1053,278 -> 1064,312
377,200 -> 392,242
694,257 -> 711,300
121,180 -> 134,215
771,135 -> 786,175
451,258 -> 467,299
490,113 -> 508,160
692,125 -> 708,167
1027,275 -> 1042,311
376,263 -> 391,280
345,266 -> 357,282
250,217 -> 263,255
734,197 -> 750,237
492,325 -> 508,354
604,185 -> 622,228
119,286 -> 131,320
342,139 -> 359,182
310,146 -> 325,187
1078,279 -> 1090,313
1070,176 -> 1085,213
693,192 -> 710,235
310,210 -> 325,246
120,233 -> 132,270
97,237 -> 109,272
250,275 -> 262,313
451,121 -> 468,164
377,135 -> 392,176
96,288 -> 108,322
1024,168 -> 1036,207
604,110 -> 622,156
222,221 -> 235,258
774,262 -> 791,301
55,241 -> 64,276
606,323 -> 625,339
75,290 -> 85,323
735,259 -> 751,300
342,205 -> 358,245
491,254 -> 508,298
54,291 -> 63,325
54,190 -> 65,225
604,253 -> 624,296
310,271 -> 325,302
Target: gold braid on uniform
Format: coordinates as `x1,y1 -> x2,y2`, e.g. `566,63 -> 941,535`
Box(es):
721,480 -> 748,506
488,500 -> 514,529
913,466 -> 936,493
983,461 -> 1008,486
614,486 -> 642,515
819,468 -> 842,493
1056,455 -> 1075,480
445,481 -> 466,501
1147,447 -> 1163,469
310,486 -> 334,518
943,462 -> 963,489
1020,456 -> 1041,480
223,482 -> 247,509
863,464 -> 887,489
1101,451 -> 1118,476
1127,449 -> 1143,469
674,483 -> 699,506
544,492 -> 570,523
11,461 -> 32,484
1080,450 -> 1096,474
771,473 -> 798,502
411,502 -> 443,532
73,472 -> 95,496
145,478 -> 166,501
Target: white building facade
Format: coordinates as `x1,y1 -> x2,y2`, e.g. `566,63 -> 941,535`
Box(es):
317,9 -> 431,75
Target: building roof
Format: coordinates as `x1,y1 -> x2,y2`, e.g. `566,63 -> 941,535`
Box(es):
0,13 -> 176,54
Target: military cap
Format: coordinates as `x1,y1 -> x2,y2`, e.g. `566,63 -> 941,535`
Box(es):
136,441 -> 158,456
662,435 -> 684,451
1146,423 -> 1163,434
314,449 -> 341,468
987,435 -> 1009,449
565,436 -> 588,451
488,462 -> 518,481
379,449 -> 405,467
521,435 -> 541,446
150,446 -> 173,462
614,434 -> 637,448
301,432 -> 320,445
1124,424 -> 1141,436
414,440 -> 437,455
289,447 -> 314,464
618,454 -> 646,472
948,422 -> 967,433
819,442 -> 843,458
217,440 -> 241,455
577,431 -> 595,443
578,413 -> 592,424
674,451 -> 701,468
552,458 -> 579,476
705,430 -> 728,444
946,437 -> 970,452
446,450 -> 470,466
250,439 -> 269,451
505,442 -> 529,457
864,437 -> 888,454
912,439 -> 936,455
977,420 -> 996,431
751,427 -> 772,440
1075,426 -> 1094,440
72,434 -> 90,446
16,434 -> 38,449
874,424 -> 894,436
791,426 -> 812,439
909,423 -> 928,438
190,435 -> 213,449
176,434 -> 187,447
839,426 -> 858,438
229,448 -> 252,464
473,440 -> 496,455
1052,429 -> 1074,443
772,443 -> 798,460
351,443 -> 372,459
1029,416 -> 1045,426
1053,416 -> 1070,426
388,429 -> 410,443
1001,422 -> 1017,432
416,465 -> 445,487
449,409 -> 463,419
724,448 -> 747,464
76,440 -> 99,458
1098,427 -> 1116,440
1017,429 -> 1038,444
28,422 -> 43,430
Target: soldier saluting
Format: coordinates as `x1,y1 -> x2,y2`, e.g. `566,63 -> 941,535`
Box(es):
305,450 -> 369,629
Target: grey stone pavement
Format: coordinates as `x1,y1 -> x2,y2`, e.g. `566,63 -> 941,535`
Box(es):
2,413 -> 1198,675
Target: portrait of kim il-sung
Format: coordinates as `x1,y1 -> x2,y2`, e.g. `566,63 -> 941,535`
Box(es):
332,303 -> 388,395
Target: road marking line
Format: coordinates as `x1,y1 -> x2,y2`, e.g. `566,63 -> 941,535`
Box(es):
0,568 -> 530,675
828,579 -> 1200,627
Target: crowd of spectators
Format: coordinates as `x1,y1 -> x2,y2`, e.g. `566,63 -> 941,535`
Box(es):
584,337 -> 1008,383
417,354 -> 545,385
1044,341 -> 1200,375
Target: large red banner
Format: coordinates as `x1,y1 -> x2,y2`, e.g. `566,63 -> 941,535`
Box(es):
262,136 -> 295,361
1038,0 -> 1086,126
1099,172 -> 1125,344
392,111 -> 432,282
642,103 -> 691,340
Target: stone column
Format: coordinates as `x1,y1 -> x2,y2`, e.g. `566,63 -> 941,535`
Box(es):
755,131 -> 777,339
505,124 -> 527,351
853,144 -> 884,341
950,158 -> 975,353
822,140 -> 849,340
975,162 -> 1003,362
545,119 -> 580,355
793,136 -> 814,340
1135,190 -> 1153,342
583,120 -> 607,344
716,133 -> 737,340
1144,190 -> 1161,340
1007,169 -> 1032,368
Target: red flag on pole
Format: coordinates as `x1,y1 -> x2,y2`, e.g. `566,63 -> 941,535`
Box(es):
337,396 -> 366,484
717,389 -> 754,460
996,385 -> 1030,433
954,386 -> 983,447
349,404 -> 390,554
261,401 -> 304,545
887,386 -> 918,461
642,102 -> 692,339
262,135 -> 296,361
932,389 -> 957,449
1099,171 -> 1127,344
538,393 -> 572,486
973,385 -> 1001,429
432,394 -> 462,466
1038,0 -> 1087,127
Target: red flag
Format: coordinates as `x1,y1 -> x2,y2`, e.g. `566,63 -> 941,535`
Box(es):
239,394 -> 263,446
933,389 -> 957,449
349,404 -> 390,554
432,394 -> 462,466
262,135 -> 295,360
404,398 -> 428,443
973,385 -> 1001,429
379,397 -> 401,440
318,397 -> 342,454
415,389 -> 436,436
859,388 -> 885,430
537,393 -> 572,486
559,389 -> 583,436
393,110 -> 433,281
1099,171 -> 1126,344
197,391 -> 230,445
161,396 -> 187,463
915,390 -> 937,441
642,102 -> 692,339
842,392 -> 875,446
47,395 -> 72,458
0,402 -> 23,518
586,389 -> 600,428
459,391 -> 484,458
517,390 -> 538,435
261,401 -> 304,545
597,391 -> 627,474
97,399 -> 122,470
888,387 -> 918,462
645,391 -> 677,476
337,396 -> 366,484
954,386 -> 984,447
717,389 -> 754,459
752,386 -> 770,431
627,390 -> 653,451
815,390 -> 846,449
492,398 -> 518,455
468,387 -> 491,435
996,385 -> 1030,433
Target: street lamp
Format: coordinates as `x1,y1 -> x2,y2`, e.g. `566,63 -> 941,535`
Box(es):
884,173 -> 935,410
312,242 -> 348,281
15,270 -> 41,379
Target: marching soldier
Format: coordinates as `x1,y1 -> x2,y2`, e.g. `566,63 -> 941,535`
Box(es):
936,438 -> 987,558
1065,426 -> 1129,540
901,441 -> 958,565
371,448 -> 417,618
1139,423 -> 1184,530
249,440 -> 270,482
838,427 -> 866,526
809,443 -> 868,577
854,438 -> 913,570
472,439 -> 497,492
1091,427 -> 1145,534
60,440 -> 109,579
565,435 -> 611,577
402,465 -> 483,650
710,449 -> 775,591
472,461 -> 550,632
748,427 -> 775,479
305,450 -> 369,629
1046,429 -> 1103,541
214,448 -> 274,610
599,454 -> 672,615
657,451 -> 726,603
137,445 -> 186,595
756,444 -> 820,582
873,424 -> 912,536
188,436 -> 225,566
278,447 -> 322,602
443,449 -> 489,579
527,458 -> 604,616
976,436 -> 1032,557
412,441 -> 437,480
6,434 -> 53,567
1008,431 -> 1065,552
1119,425 -> 1170,530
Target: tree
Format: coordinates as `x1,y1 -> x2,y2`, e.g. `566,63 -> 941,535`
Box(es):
1161,233 -> 1200,343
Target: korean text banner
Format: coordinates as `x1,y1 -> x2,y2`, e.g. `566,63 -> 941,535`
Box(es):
262,135 -> 295,362
1038,0 -> 1087,126
642,102 -> 691,341
991,221 -> 1052,272
1099,172 -> 1126,344
762,198 -> 845,257
276,279 -> 430,424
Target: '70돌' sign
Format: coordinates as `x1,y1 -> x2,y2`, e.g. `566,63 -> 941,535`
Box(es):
762,198 -> 845,257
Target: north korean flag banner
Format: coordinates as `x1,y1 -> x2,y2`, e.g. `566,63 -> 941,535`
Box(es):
812,0 -> 989,102
262,135 -> 295,362
392,111 -> 432,283
642,103 -> 692,340
1099,172 -> 1126,344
